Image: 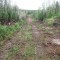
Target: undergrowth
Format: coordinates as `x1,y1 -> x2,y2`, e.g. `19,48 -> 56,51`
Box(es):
0,20 -> 26,47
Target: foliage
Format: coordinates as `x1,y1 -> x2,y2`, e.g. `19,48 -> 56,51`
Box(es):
0,23 -> 19,41
38,9 -> 46,21
6,45 -> 19,60
0,0 -> 27,47
33,1 -> 60,25
24,44 -> 35,57
44,18 -> 56,26
0,19 -> 26,48
0,0 -> 20,25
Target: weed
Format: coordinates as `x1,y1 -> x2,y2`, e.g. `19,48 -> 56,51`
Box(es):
6,45 -> 19,60
24,44 -> 35,57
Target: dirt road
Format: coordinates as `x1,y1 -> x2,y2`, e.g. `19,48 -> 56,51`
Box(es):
0,17 -> 60,60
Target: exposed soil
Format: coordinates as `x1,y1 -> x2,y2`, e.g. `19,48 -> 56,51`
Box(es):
0,17 -> 60,60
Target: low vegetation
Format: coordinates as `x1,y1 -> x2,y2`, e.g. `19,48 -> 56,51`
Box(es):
0,20 -> 26,47
6,45 -> 20,60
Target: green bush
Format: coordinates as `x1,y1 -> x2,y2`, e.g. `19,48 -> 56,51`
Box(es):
0,23 -> 20,41
0,19 -> 26,43
45,18 -> 55,26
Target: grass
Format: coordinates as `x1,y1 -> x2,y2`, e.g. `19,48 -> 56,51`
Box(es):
44,18 -> 56,26
0,20 -> 26,48
24,43 -> 35,57
0,23 -> 20,47
0,23 -> 20,40
36,23 -> 55,35
5,45 -> 20,60
24,31 -> 32,41
21,25 -> 33,41
18,24 -> 35,59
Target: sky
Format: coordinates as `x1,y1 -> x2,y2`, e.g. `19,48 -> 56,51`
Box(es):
11,0 -> 60,10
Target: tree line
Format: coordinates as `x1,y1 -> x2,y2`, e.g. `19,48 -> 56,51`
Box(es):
0,0 -> 20,25
33,1 -> 60,21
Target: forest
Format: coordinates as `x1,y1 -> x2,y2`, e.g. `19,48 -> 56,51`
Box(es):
0,0 -> 60,60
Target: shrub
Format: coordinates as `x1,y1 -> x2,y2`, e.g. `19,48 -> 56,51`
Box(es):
0,23 -> 20,41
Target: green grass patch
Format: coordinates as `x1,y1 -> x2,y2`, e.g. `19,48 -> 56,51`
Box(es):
0,20 -> 26,47
21,25 -> 32,41
24,31 -> 32,41
24,44 -> 35,57
5,45 -> 20,60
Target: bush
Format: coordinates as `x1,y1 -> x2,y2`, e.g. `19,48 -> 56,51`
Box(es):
0,23 -> 20,41
45,18 -> 56,26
